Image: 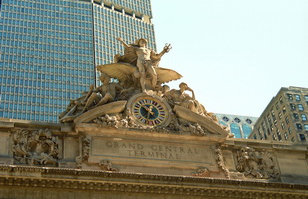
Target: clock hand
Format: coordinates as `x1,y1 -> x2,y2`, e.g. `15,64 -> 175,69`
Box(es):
141,105 -> 151,119
147,111 -> 150,119
147,106 -> 154,116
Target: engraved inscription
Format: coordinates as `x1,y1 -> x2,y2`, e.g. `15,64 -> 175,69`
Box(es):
92,137 -> 213,164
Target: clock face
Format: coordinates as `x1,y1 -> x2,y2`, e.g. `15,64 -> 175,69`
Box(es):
128,94 -> 171,127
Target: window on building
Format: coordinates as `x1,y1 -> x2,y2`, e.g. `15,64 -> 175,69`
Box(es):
299,134 -> 306,142
284,132 -> 288,140
278,112 -> 282,119
272,134 -> 277,141
281,122 -> 285,130
234,117 -> 241,123
288,127 -> 292,134
295,94 -> 301,101
222,116 -> 229,122
305,95 -> 308,105
291,137 -> 295,142
290,103 -> 296,111
301,114 -> 307,121
273,117 -> 278,125
277,130 -> 282,141
246,119 -> 252,124
271,109 -> 275,116
285,116 -> 289,124
267,115 -> 272,124
242,124 -> 252,138
296,123 -> 303,130
230,123 -> 242,138
304,124 -> 308,131
279,96 -> 283,104
286,93 -> 293,101
275,102 -> 279,110
298,104 -> 304,111
293,113 -> 299,120
282,106 -> 286,114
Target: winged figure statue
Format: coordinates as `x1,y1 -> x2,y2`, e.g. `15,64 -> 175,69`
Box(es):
97,38 -> 182,92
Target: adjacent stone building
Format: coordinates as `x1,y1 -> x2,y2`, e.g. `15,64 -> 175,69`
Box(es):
249,86 -> 308,143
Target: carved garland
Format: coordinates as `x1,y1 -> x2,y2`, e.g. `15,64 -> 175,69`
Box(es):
215,145 -> 230,179
76,136 -> 91,168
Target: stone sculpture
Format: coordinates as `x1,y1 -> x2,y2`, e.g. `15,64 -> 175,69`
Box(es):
59,37 -> 229,138
164,82 -> 207,116
236,147 -> 280,179
116,37 -> 171,92
12,129 -> 59,166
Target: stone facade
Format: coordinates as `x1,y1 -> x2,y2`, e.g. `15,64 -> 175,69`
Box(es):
0,118 -> 307,198
249,86 -> 308,143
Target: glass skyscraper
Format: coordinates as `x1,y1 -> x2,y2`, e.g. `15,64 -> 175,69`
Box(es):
0,0 -> 155,122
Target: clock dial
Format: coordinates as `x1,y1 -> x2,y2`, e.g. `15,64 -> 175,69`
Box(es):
127,94 -> 171,127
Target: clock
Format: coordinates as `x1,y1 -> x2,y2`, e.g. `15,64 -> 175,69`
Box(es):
127,93 -> 172,127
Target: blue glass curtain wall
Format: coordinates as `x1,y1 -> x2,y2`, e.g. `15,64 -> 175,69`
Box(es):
104,0 -> 152,17
0,0 -> 95,122
0,0 -> 156,122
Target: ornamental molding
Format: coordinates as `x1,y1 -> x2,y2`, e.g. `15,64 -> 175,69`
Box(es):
0,165 -> 306,192
0,175 -> 306,198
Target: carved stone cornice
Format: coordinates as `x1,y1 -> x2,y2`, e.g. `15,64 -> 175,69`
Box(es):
0,165 -> 307,198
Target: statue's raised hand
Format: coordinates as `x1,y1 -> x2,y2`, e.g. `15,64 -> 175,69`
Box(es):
163,43 -> 172,53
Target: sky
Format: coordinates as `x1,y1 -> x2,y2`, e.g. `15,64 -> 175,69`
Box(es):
151,0 -> 308,117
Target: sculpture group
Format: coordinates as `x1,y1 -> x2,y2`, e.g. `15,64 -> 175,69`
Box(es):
59,37 -> 228,136
7,37 -> 286,184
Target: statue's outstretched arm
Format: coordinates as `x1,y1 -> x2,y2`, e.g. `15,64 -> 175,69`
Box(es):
158,43 -> 172,57
116,37 -> 130,48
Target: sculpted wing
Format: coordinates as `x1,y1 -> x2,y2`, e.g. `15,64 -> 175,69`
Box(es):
97,63 -> 136,82
156,67 -> 183,84
97,63 -> 182,84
